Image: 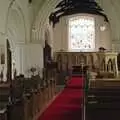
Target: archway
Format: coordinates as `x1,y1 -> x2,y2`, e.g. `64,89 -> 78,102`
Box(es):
6,3 -> 26,78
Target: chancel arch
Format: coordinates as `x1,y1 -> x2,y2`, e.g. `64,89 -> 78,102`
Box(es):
32,0 -> 114,53
31,0 -> 120,52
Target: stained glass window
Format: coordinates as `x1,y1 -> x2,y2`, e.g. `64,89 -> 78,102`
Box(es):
68,16 -> 95,51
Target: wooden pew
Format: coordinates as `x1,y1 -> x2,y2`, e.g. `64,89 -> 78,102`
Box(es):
8,76 -> 42,120
6,67 -> 56,120
23,77 -> 42,119
8,77 -> 25,120
0,108 -> 7,120
0,83 -> 11,120
86,79 -> 120,120
89,78 -> 120,88
87,79 -> 120,104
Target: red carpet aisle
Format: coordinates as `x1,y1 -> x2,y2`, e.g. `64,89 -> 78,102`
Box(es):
38,77 -> 84,120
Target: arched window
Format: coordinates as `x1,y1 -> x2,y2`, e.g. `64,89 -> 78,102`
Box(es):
68,16 -> 95,52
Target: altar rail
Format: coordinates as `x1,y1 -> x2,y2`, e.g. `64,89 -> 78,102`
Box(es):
54,52 -> 118,77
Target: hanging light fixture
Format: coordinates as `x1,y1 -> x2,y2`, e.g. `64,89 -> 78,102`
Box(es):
100,20 -> 108,31
100,25 -> 106,31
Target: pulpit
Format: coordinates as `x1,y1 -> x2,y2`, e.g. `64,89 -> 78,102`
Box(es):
104,52 -> 118,76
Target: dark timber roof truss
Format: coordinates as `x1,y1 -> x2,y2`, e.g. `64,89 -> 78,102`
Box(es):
49,0 -> 108,27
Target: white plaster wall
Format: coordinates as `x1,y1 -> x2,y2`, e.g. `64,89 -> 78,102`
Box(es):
112,41 -> 120,52
11,43 -> 43,76
0,0 -> 31,43
25,44 -> 43,77
0,0 -> 45,76
53,13 -> 112,52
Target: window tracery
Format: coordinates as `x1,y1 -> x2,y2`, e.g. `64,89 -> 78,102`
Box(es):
69,16 -> 95,51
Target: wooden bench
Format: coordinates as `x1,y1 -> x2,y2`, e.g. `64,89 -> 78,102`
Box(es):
89,78 -> 120,88
0,67 -> 57,120
0,83 -> 10,120
85,79 -> 120,120
0,108 -> 7,120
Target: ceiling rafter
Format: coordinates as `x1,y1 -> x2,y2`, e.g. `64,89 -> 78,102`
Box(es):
49,0 -> 108,27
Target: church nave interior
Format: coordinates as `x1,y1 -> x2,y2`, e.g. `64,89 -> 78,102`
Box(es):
1,0 -> 120,120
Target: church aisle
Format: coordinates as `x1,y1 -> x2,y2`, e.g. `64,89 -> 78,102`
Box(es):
37,77 -> 83,120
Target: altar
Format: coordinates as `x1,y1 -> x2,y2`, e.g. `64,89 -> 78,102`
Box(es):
54,52 -> 118,77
